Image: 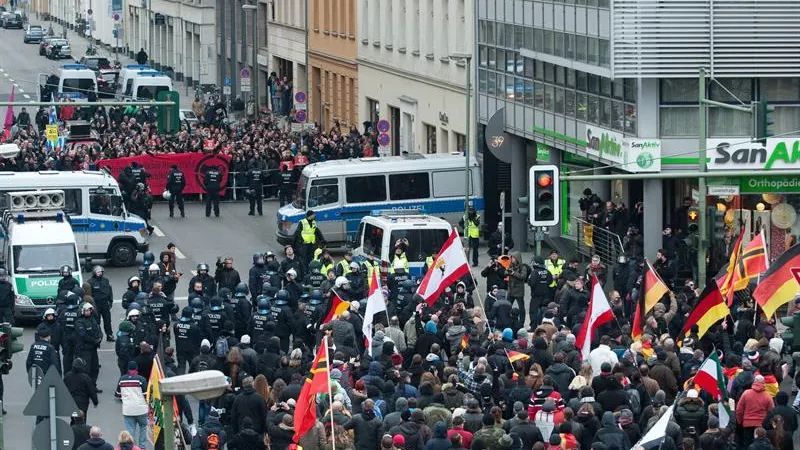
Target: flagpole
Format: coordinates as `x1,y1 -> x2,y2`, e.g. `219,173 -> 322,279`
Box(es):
323,335 -> 336,450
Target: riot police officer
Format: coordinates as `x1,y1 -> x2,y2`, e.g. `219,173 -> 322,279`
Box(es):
528,256 -> 554,325
232,283 -> 251,337
0,269 -> 13,324
130,161 -> 150,191
249,298 -> 270,354
75,303 -> 102,384
173,307 -> 201,374
26,326 -> 61,380
248,254 -> 270,298
206,296 -> 228,341
305,261 -> 326,289
57,265 -> 79,293
57,292 -> 80,373
306,289 -> 325,328
139,252 -> 155,279
147,282 -> 178,326
271,290 -> 293,352
121,276 -> 141,310
165,165 -> 186,218
142,263 -> 163,293
189,263 -> 217,297
246,165 -> 264,216
39,308 -> 60,352
88,265 -> 114,341
203,165 -> 222,218
278,164 -> 294,207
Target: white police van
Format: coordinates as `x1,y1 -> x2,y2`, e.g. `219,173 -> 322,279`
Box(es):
0,171 -> 149,266
352,212 -> 452,279
129,71 -> 173,100
38,64 -> 99,101
0,190 -> 82,321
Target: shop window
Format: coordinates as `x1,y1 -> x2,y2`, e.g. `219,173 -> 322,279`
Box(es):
345,175 -> 386,203
611,101 -> 624,132
425,124 -> 437,154
389,173 -> 430,200
625,104 -> 637,134
565,90 -> 576,117
600,98 -> 611,127
775,107 -> 800,135
613,80 -> 624,100
455,133 -> 466,154
709,108 -> 753,137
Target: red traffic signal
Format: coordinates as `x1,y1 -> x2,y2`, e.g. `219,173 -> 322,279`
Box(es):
537,173 -> 553,187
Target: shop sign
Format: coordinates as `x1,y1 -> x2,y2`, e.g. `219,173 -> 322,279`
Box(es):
708,185 -> 740,196
536,143 -> 550,162
584,125 -> 660,172
739,175 -> 800,193
708,137 -> 800,171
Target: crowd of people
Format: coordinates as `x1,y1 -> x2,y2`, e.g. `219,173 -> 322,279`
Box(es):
17,208 -> 800,450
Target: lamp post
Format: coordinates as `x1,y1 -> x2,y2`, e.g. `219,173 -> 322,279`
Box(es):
160,370 -> 228,450
242,3 -> 258,111
450,52 -> 473,227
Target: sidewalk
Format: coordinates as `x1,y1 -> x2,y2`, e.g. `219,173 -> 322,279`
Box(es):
32,18 -> 195,109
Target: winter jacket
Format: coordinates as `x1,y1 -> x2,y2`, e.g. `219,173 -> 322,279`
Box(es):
444,325 -> 468,355
76,438 -> 114,450
64,364 -> 98,412
648,361 -> 678,404
545,362 -> 575,395
116,372 -> 148,416
593,412 -> 631,450
425,423 -> 451,450
506,256 -> 529,298
596,381 -> 631,413
230,386 -> 268,434
267,422 -> 295,450
344,412 -> 383,450
736,382 -> 773,428
191,418 -> 226,450
675,396 -> 707,433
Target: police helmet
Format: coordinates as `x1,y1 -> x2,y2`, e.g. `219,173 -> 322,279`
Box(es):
181,307 -> 193,319
265,251 -> 275,260
190,297 -> 204,311
43,308 -> 56,318
127,309 -> 140,319
257,298 -> 270,313
197,263 -> 209,272
0,268 -> 7,281
135,292 -> 149,303
71,286 -> 84,298
162,191 -> 171,200
401,279 -> 417,291
253,253 -> 265,265
127,276 -> 141,288
210,296 -> 223,309
310,289 -> 323,301
218,287 -> 232,300
143,252 -> 155,265
60,265 -> 72,277
308,260 -> 322,273
261,281 -> 272,293
275,289 -> 290,305
148,263 -> 160,273
82,303 -> 94,312
349,261 -> 360,271
334,276 -> 350,289
235,282 -> 249,297
93,265 -> 104,276
127,302 -> 141,313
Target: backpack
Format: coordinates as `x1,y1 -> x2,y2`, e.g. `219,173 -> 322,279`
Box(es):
197,358 -> 209,372
215,336 -> 229,358
372,398 -> 385,420
205,431 -> 220,450
625,385 -> 641,416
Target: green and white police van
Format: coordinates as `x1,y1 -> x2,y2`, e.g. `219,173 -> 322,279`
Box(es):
0,190 -> 82,321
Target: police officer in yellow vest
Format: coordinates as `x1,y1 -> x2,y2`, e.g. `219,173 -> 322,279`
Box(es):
544,249 -> 566,288
392,242 -> 410,273
320,249 -> 335,277
363,251 -> 380,279
459,207 -> 481,267
336,250 -> 353,277
294,210 -> 325,266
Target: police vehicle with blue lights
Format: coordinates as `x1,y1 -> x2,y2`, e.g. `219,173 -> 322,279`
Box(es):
276,153 -> 483,249
38,64 -> 99,101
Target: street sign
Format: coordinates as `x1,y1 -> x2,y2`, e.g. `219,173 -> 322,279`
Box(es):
45,125 -> 58,142
377,119 -> 390,133
87,8 -> 93,15
303,123 -> 317,131
32,417 -> 74,450
708,185 -> 740,196
377,133 -> 391,147
240,68 -> 251,79
295,110 -> 306,122
241,68 -> 251,92
223,77 -> 232,86
113,13 -> 120,21
291,123 -> 302,133
223,86 -> 231,95
24,367 -> 79,417
295,91 -> 307,103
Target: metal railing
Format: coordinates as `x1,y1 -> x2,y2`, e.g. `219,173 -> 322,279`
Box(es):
571,217 -> 625,267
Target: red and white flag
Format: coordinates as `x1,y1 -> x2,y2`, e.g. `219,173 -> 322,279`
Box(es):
417,230 -> 470,306
576,276 -> 614,360
363,269 -> 387,356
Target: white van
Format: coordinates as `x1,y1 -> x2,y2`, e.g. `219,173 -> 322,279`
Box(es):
353,213 -> 452,279
276,153 -> 483,249
56,64 -> 98,100
0,171 -> 149,266
0,191 -> 82,321
130,71 -> 173,100
118,64 -> 151,97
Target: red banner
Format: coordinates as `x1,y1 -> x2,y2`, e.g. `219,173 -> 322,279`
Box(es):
96,152 -> 231,195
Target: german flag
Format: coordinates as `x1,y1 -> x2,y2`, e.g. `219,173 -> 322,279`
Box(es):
729,230 -> 768,295
293,338 -> 330,442
460,333 -> 469,350
719,227 -> 745,305
507,350 -> 530,363
679,283 -> 730,341
320,294 -> 350,325
753,243 -> 800,318
632,260 -> 670,340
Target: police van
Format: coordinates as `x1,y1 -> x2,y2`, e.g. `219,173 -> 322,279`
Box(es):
276,153 -> 483,249
0,171 -> 149,266
0,191 -> 82,321
129,71 -> 173,100
38,64 -> 99,101
352,212 -> 452,279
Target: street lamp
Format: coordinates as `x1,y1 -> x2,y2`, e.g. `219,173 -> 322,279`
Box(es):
242,3 -> 259,112
450,51 -> 473,228
160,370 -> 228,450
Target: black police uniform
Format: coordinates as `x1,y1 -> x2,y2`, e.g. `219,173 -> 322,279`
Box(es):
173,314 -> 202,374
528,263 -> 554,324
203,166 -> 222,217
166,167 -> 186,217
205,299 -> 228,341
189,271 -> 217,297
246,167 -> 264,215
130,164 -> 149,190
58,275 -> 79,293
0,276 -> 13,324
57,300 -> 80,373
88,274 -> 114,338
278,167 -> 294,207
26,337 -> 61,379
75,313 -> 102,383
249,305 -> 270,354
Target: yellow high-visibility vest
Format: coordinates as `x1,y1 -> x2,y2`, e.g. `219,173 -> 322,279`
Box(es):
299,218 -> 317,244
544,258 -> 565,287
465,215 -> 481,238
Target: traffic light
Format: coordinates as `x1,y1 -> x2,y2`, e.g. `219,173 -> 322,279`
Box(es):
712,209 -> 726,240
780,312 -> 800,352
687,207 -> 700,233
529,165 -> 560,227
0,322 -> 23,375
518,196 -> 529,216
157,90 -> 181,135
755,100 -> 776,141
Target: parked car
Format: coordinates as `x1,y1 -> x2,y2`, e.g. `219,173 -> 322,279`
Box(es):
46,39 -> 71,59
23,24 -> 43,43
179,109 -> 199,125
3,13 -> 23,29
97,69 -> 119,98
39,36 -> 57,55
77,56 -> 111,71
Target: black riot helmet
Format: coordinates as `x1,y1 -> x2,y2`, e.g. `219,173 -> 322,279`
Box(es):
190,297 -> 204,312
235,282 -> 249,297
253,253 -> 265,265
310,289 -> 323,302
181,307 -> 193,319
210,296 -> 223,309
135,292 -> 149,304
60,265 -> 72,277
257,298 -> 270,313
275,289 -> 290,306
308,260 -> 322,274
401,279 -> 417,293
197,263 -> 209,273
143,252 -> 155,265
218,287 -> 232,301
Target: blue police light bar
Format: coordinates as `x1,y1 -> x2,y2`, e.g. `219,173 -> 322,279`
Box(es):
62,64 -> 89,70
16,214 -> 24,224
137,70 -> 164,76
56,213 -> 64,222
126,64 -> 151,69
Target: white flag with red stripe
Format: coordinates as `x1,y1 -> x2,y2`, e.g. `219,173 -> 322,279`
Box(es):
576,276 -> 614,360
417,230 -> 470,306
363,269 -> 387,356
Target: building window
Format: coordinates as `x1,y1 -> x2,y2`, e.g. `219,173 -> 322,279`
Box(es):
455,132 -> 466,154
367,98 -> 380,126
411,0 -> 420,53
660,107 -> 699,136
425,124 -> 437,154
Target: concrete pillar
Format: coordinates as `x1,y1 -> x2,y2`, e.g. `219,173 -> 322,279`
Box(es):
643,179 -> 663,261
510,134 -> 528,250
